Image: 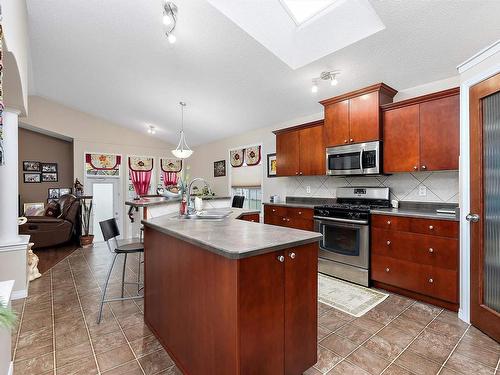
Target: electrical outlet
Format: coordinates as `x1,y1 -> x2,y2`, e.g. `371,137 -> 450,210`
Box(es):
306,185 -> 311,194
418,185 -> 427,196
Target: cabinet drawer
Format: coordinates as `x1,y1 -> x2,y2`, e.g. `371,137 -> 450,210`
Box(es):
371,214 -> 458,238
371,255 -> 458,303
371,228 -> 458,270
409,217 -> 458,238
287,207 -> 314,220
264,205 -> 287,217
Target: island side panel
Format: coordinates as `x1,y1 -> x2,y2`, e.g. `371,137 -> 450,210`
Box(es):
284,243 -> 318,374
238,250 -> 285,375
143,227 -> 239,375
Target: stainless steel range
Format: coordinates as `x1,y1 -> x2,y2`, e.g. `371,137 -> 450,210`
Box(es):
314,187 -> 390,286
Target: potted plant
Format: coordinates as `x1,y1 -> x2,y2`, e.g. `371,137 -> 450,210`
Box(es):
80,199 -> 94,247
0,302 -> 16,330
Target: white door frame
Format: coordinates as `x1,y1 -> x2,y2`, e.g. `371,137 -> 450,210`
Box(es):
457,41 -> 500,323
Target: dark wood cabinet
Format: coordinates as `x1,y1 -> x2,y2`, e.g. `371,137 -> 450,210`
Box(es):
264,204 -> 314,231
237,213 -> 260,222
371,214 -> 459,311
382,88 -> 460,173
321,83 -> 397,147
274,120 -> 324,176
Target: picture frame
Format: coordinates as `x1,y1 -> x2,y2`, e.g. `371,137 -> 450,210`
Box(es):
48,188 -> 60,199
59,188 -> 72,196
23,161 -> 41,172
23,202 -> 45,216
42,172 -> 58,182
24,173 -> 41,183
267,153 -> 277,178
41,162 -> 58,173
214,160 -> 226,177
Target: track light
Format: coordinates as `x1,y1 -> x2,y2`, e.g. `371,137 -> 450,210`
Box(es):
163,13 -> 173,26
163,2 -> 178,44
310,70 -> 341,92
148,125 -> 156,135
167,33 -> 177,44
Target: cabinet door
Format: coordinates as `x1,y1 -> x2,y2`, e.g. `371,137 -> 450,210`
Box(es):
324,100 -> 349,147
239,251 -> 285,374
383,105 -> 420,173
276,130 -> 300,176
349,91 -> 380,143
299,125 -> 325,175
419,95 -> 459,171
264,205 -> 286,226
284,243 -> 318,375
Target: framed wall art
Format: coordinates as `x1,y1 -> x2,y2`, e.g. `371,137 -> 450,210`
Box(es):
23,161 -> 41,172
214,160 -> 226,177
267,153 -> 277,177
42,172 -> 58,182
41,163 -> 57,173
48,188 -> 60,199
24,173 -> 41,183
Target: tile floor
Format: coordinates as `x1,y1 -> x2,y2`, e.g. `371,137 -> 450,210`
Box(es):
10,243 -> 500,375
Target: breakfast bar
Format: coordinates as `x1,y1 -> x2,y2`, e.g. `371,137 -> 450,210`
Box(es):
142,209 -> 322,375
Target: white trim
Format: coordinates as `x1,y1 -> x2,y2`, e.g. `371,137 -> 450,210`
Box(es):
11,288 -> 28,300
457,40 -> 500,74
458,61 -> 500,324
8,362 -> 13,375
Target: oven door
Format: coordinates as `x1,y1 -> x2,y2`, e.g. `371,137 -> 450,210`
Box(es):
314,217 -> 369,269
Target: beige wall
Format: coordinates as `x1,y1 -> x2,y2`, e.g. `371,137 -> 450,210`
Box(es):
20,96 -> 174,238
18,128 -> 74,207
187,77 -> 460,202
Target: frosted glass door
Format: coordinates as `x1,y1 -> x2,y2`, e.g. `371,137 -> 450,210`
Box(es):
92,183 -> 115,242
483,91 -> 500,313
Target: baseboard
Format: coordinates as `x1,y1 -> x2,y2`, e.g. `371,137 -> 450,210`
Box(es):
11,289 -> 27,300
8,362 -> 13,375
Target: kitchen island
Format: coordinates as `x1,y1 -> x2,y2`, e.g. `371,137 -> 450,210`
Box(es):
142,209 -> 321,375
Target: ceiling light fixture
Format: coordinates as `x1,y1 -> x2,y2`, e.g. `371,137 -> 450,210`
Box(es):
163,1 -> 178,44
311,70 -> 340,93
171,102 -> 193,159
147,125 -> 156,135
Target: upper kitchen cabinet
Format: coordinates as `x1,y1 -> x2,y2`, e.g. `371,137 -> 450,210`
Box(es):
321,83 -> 398,147
274,120 -> 324,176
382,88 -> 460,173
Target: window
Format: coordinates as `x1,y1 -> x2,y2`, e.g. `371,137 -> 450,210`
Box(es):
231,187 -> 262,210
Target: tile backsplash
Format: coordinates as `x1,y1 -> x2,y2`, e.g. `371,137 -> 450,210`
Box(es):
285,171 -> 459,204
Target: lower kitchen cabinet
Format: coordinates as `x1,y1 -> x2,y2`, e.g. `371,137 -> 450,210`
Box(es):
371,214 -> 459,311
237,213 -> 260,222
264,204 -> 314,231
239,243 -> 318,374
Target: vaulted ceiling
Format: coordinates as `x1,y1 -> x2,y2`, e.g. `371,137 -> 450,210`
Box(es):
26,0 -> 500,146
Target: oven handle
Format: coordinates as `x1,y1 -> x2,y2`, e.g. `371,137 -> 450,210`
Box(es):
360,149 -> 364,171
313,216 -> 368,225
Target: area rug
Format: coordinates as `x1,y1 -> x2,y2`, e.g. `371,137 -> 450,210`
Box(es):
318,273 -> 389,317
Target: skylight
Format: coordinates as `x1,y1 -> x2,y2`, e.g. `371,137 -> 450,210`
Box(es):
280,0 -> 337,25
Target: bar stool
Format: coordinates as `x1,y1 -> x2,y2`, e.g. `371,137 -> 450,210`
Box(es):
97,218 -> 144,324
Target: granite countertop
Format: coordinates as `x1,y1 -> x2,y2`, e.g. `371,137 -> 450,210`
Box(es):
370,207 -> 459,221
142,208 -> 321,259
126,196 -> 231,207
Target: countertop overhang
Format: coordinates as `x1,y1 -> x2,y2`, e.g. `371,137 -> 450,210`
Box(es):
142,209 -> 322,259
126,196 -> 231,208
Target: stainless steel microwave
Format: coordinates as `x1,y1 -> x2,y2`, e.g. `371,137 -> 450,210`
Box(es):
326,141 -> 381,176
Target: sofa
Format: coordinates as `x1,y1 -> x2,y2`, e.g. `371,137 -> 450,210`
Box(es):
19,194 -> 80,248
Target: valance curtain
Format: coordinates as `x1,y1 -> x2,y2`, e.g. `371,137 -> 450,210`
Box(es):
230,149 -> 244,167
161,158 -> 182,187
128,156 -> 154,196
85,153 -> 121,176
245,145 -> 261,166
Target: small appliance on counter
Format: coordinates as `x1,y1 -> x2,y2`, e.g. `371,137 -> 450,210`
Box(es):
314,187 -> 391,286
270,195 -> 281,203
326,140 -> 382,176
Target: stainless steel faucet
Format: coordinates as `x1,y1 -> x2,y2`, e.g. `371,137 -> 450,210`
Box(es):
187,178 -> 212,213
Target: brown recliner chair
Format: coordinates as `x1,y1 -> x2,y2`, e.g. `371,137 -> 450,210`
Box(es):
20,194 -> 80,248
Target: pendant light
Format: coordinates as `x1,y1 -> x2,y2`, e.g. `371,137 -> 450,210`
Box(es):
171,102 -> 194,159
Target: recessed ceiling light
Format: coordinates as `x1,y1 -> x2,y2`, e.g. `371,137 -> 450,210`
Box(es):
280,0 -> 337,25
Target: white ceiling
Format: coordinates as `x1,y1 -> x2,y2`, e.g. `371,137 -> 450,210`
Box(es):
206,0 -> 385,69
26,0 -> 500,147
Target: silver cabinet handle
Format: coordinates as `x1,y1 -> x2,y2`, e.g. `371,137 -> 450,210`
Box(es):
272,209 -> 276,212
421,165 -> 427,170
286,218 -> 290,222
299,172 -> 303,175
289,252 -> 296,259
344,139 -> 348,143
350,138 -> 354,143
298,211 -> 302,215
385,268 -> 390,272
429,225 -> 434,230
413,166 -> 418,170
428,278 -> 434,283
386,240 -> 391,246
387,220 -> 391,225
466,213 -> 480,222
282,217 -> 286,221
295,172 -> 299,175
277,255 -> 285,263
429,248 -> 434,253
